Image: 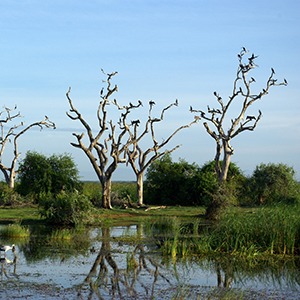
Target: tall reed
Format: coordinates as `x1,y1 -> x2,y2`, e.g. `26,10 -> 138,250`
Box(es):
160,205 -> 300,257
209,205 -> 300,255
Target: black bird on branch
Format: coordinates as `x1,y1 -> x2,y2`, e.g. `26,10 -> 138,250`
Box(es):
149,100 -> 156,110
246,115 -> 256,121
131,120 -> 140,126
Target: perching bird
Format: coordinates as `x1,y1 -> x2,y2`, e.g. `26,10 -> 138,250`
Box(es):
149,100 -> 156,110
131,119 -> 140,126
0,244 -> 15,257
246,115 -> 256,121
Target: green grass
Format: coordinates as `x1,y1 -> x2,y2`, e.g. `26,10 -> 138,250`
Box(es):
0,206 -> 42,224
50,228 -> 73,240
0,205 -> 206,226
0,223 -> 30,237
160,204 -> 300,257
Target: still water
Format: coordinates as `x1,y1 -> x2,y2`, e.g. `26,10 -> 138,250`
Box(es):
1,225 -> 300,299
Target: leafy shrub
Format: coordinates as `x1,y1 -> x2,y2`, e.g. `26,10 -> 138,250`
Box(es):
198,160 -> 245,207
17,151 -> 82,200
145,154 -> 202,206
145,154 -> 245,208
112,182 -> 136,204
82,182 -> 102,206
248,163 -> 300,205
0,181 -> 27,207
38,191 -> 95,226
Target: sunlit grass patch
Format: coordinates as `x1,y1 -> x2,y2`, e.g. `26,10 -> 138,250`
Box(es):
0,223 -> 30,237
50,228 -> 73,240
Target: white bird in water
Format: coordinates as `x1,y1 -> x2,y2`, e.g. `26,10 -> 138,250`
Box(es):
0,257 -> 13,264
0,244 -> 15,257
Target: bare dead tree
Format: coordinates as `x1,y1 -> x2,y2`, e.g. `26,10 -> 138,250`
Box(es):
66,70 -> 142,209
126,100 -> 197,205
191,48 -> 287,182
0,106 -> 55,189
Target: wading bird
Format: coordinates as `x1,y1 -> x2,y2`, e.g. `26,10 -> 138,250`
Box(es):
0,244 -> 15,257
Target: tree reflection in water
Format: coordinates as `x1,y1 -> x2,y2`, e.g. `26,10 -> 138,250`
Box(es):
78,227 -> 172,299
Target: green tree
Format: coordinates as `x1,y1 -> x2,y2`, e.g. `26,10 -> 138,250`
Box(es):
17,151 -> 82,198
248,163 -> 300,205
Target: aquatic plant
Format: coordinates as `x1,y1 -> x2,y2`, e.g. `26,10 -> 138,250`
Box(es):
144,216 -> 181,235
50,228 -> 72,240
160,204 -> 300,257
0,223 -> 30,237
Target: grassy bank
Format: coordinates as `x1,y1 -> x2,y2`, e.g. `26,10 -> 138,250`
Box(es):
0,205 -> 206,225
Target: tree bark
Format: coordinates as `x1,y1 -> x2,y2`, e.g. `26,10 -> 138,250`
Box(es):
0,168 -> 15,189
218,142 -> 232,182
136,171 -> 144,206
101,176 -> 113,209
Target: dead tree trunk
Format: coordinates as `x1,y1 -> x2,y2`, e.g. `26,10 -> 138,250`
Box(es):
101,176 -> 113,209
0,106 -> 55,189
126,100 -> 197,205
136,171 -> 144,206
66,70 -> 141,209
191,48 -> 287,183
191,48 -> 287,219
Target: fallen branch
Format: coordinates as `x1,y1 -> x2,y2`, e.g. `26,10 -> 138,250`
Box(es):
145,206 -> 166,212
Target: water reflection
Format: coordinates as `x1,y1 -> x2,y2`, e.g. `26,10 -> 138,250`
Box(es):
1,224 -> 300,299
77,228 -> 173,299
0,249 -> 18,280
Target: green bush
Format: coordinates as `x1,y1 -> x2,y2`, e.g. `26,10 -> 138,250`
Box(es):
17,151 -> 82,199
0,181 -> 27,207
144,155 -> 246,207
145,154 -> 202,206
248,163 -> 300,205
197,160 -> 245,206
112,182 -> 136,204
38,191 -> 95,226
82,182 -> 102,206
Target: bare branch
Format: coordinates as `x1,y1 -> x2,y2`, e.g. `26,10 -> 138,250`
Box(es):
191,49 -> 287,182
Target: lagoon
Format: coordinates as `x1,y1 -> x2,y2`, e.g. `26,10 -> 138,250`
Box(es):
1,224 -> 300,299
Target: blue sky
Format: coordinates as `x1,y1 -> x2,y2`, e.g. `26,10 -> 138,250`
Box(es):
0,0 -> 299,181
